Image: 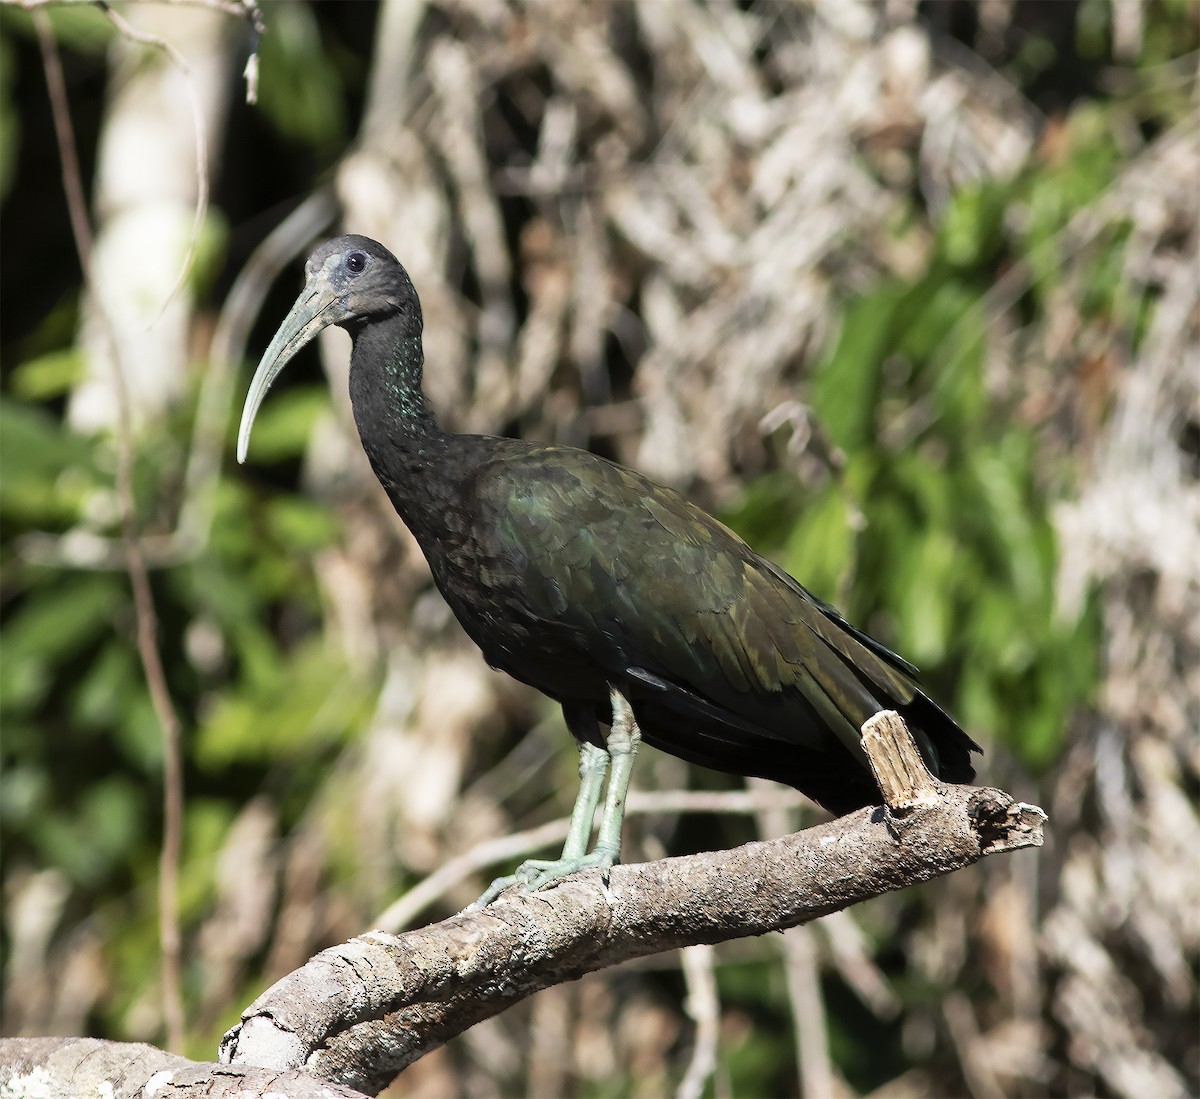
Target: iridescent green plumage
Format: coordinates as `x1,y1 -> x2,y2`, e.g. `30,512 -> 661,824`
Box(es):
239,235 -> 981,901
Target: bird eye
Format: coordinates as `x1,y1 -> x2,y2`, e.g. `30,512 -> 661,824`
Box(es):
345,251 -> 368,275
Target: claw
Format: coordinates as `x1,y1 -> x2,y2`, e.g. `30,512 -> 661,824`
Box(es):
471,688 -> 641,910
471,850 -> 618,907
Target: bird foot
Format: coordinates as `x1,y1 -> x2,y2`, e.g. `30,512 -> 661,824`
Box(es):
470,849 -> 617,909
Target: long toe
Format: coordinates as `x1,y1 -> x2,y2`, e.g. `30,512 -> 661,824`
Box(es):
470,872 -> 524,909
470,856 -> 583,908
524,850 -> 617,894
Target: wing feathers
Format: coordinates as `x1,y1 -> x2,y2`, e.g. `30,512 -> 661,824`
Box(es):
476,446 -> 979,795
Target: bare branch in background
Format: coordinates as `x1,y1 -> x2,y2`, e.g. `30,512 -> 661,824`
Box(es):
183,187 -> 338,540
94,2 -> 210,322
374,785 -> 810,932
677,945 -> 720,1099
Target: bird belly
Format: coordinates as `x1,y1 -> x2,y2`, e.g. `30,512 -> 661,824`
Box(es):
437,580 -> 611,706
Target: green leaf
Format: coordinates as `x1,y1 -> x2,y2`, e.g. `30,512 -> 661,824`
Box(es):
255,3 -> 347,149
195,641 -> 375,767
72,641 -> 138,730
0,35 -> 19,204
967,446 -> 1048,607
35,776 -> 145,887
1,4 -> 115,54
893,528 -> 959,664
780,485 -> 852,605
897,278 -> 979,369
2,574 -> 123,662
0,762 -> 49,830
240,385 -> 328,461
938,184 -> 1008,269
187,212 -> 231,300
112,689 -> 166,774
9,349 -> 85,400
811,288 -> 902,451
0,644 -> 48,715
178,799 -> 238,919
266,495 -> 339,551
721,473 -> 806,549
0,398 -> 100,523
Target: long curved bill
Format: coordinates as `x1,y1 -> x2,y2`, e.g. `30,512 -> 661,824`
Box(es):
236,281 -> 346,464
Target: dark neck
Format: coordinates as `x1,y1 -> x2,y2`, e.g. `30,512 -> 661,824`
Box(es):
346,312 -> 464,539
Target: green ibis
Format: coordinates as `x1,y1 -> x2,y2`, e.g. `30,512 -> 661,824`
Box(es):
238,235 -> 980,903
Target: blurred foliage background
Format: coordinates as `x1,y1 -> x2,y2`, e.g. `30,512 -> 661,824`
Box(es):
1,1 -> 1197,1096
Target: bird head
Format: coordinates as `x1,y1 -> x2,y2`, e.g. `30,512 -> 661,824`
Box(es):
237,235 -> 420,463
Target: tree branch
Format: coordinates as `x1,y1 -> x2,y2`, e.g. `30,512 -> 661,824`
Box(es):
219,713 -> 1045,1096
0,1037 -> 370,1099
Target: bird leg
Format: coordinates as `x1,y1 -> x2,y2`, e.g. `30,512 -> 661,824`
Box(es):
561,740 -> 610,861
472,688 -> 641,907
586,685 -> 641,869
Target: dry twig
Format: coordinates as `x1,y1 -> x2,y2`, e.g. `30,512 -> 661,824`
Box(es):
677,944 -> 720,1099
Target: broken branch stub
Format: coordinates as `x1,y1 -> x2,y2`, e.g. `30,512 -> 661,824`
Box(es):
862,709 -> 1047,853
861,708 -> 946,812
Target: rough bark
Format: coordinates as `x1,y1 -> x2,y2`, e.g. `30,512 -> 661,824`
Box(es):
0,1036 -> 369,1099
